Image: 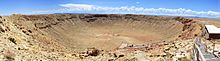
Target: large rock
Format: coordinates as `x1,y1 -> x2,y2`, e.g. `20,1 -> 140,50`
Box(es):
0,24 -> 7,32
86,48 -> 100,56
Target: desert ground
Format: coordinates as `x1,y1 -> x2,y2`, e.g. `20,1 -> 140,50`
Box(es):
0,14 -> 218,61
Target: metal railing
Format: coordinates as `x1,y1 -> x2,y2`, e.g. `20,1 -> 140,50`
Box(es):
193,38 -> 206,61
193,43 -> 206,61
210,40 -> 220,58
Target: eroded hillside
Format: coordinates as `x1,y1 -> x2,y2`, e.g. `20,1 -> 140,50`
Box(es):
8,14 -> 187,50
0,14 -> 202,61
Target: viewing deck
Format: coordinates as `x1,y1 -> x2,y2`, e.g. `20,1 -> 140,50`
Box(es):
193,37 -> 220,61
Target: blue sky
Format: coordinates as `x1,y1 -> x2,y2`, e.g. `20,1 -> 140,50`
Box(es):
0,0 -> 219,18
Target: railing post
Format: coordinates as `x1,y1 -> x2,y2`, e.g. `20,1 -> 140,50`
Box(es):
194,44 -> 197,61
193,37 -> 207,61
213,43 -> 215,55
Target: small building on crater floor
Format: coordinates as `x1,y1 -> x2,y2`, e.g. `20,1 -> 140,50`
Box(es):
205,25 -> 220,39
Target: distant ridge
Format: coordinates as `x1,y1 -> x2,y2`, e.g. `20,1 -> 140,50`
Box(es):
53,13 -> 220,20
54,13 -> 91,14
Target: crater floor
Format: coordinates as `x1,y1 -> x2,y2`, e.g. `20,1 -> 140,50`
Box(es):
8,14 -> 184,51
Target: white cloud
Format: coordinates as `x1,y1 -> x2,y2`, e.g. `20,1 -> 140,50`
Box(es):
60,4 -> 94,9
32,3 -> 220,18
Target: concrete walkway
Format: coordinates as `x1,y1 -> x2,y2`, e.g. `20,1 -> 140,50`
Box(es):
195,37 -> 220,61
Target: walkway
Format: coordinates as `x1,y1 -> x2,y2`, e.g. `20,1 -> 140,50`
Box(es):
194,37 -> 220,61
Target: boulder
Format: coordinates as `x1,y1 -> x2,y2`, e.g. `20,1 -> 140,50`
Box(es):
0,24 -> 6,32
86,48 -> 100,56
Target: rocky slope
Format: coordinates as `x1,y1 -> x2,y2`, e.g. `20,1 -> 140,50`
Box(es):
0,14 -> 201,61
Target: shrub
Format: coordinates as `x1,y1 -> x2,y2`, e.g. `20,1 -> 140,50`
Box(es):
178,57 -> 191,61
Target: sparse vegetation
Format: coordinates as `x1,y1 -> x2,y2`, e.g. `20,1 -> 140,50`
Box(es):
178,57 -> 191,61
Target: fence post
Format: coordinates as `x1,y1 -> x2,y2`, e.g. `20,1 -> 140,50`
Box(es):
213,43 -> 215,55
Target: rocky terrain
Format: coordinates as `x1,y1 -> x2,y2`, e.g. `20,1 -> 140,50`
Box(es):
0,14 -> 203,61
195,18 -> 220,59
